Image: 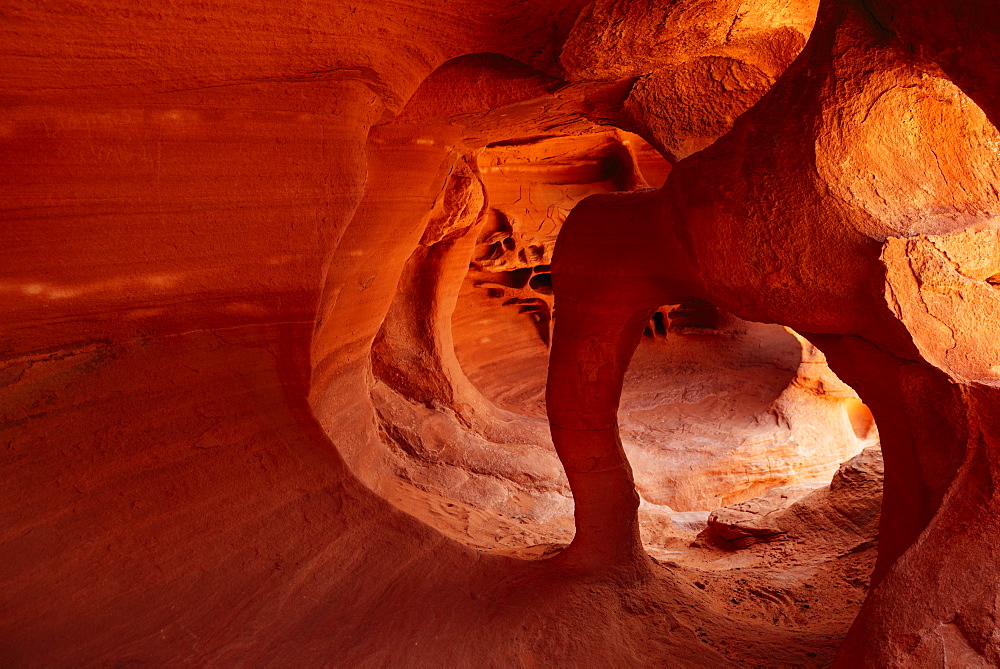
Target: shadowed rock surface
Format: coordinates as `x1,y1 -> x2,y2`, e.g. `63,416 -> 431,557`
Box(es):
4,0 -> 1000,666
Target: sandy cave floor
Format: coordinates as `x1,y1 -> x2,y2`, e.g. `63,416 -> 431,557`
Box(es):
384,475 -> 876,667
382,289 -> 880,665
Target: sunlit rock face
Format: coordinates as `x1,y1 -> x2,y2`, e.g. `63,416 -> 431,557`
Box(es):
452,134 -> 874,516
4,0 -> 1000,666
699,446 -> 883,549
357,119 -> 875,552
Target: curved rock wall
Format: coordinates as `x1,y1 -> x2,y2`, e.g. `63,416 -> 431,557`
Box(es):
4,0 -> 1000,665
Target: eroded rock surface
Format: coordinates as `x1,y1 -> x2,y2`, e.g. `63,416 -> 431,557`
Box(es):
699,447 -> 883,549
4,0 -> 1000,666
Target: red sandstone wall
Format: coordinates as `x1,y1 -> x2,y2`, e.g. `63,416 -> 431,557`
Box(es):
4,0 -> 1000,665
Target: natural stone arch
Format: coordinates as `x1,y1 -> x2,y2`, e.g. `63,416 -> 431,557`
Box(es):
544,0 -> 1000,663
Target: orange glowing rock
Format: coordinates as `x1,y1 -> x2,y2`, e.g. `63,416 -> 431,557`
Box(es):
3,0 -> 1000,666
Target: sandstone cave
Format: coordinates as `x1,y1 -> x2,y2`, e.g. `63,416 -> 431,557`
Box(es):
3,0 -> 1000,666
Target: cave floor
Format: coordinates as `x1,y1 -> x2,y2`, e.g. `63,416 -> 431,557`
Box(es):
386,476 -> 875,667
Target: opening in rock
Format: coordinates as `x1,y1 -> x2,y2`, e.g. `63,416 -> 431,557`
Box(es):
310,45 -> 887,660
14,0 -> 1000,664
358,124 -> 881,564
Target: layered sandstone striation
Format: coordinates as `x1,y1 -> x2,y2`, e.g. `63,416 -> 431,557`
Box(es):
699,446 -> 883,549
3,0 -> 1000,666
